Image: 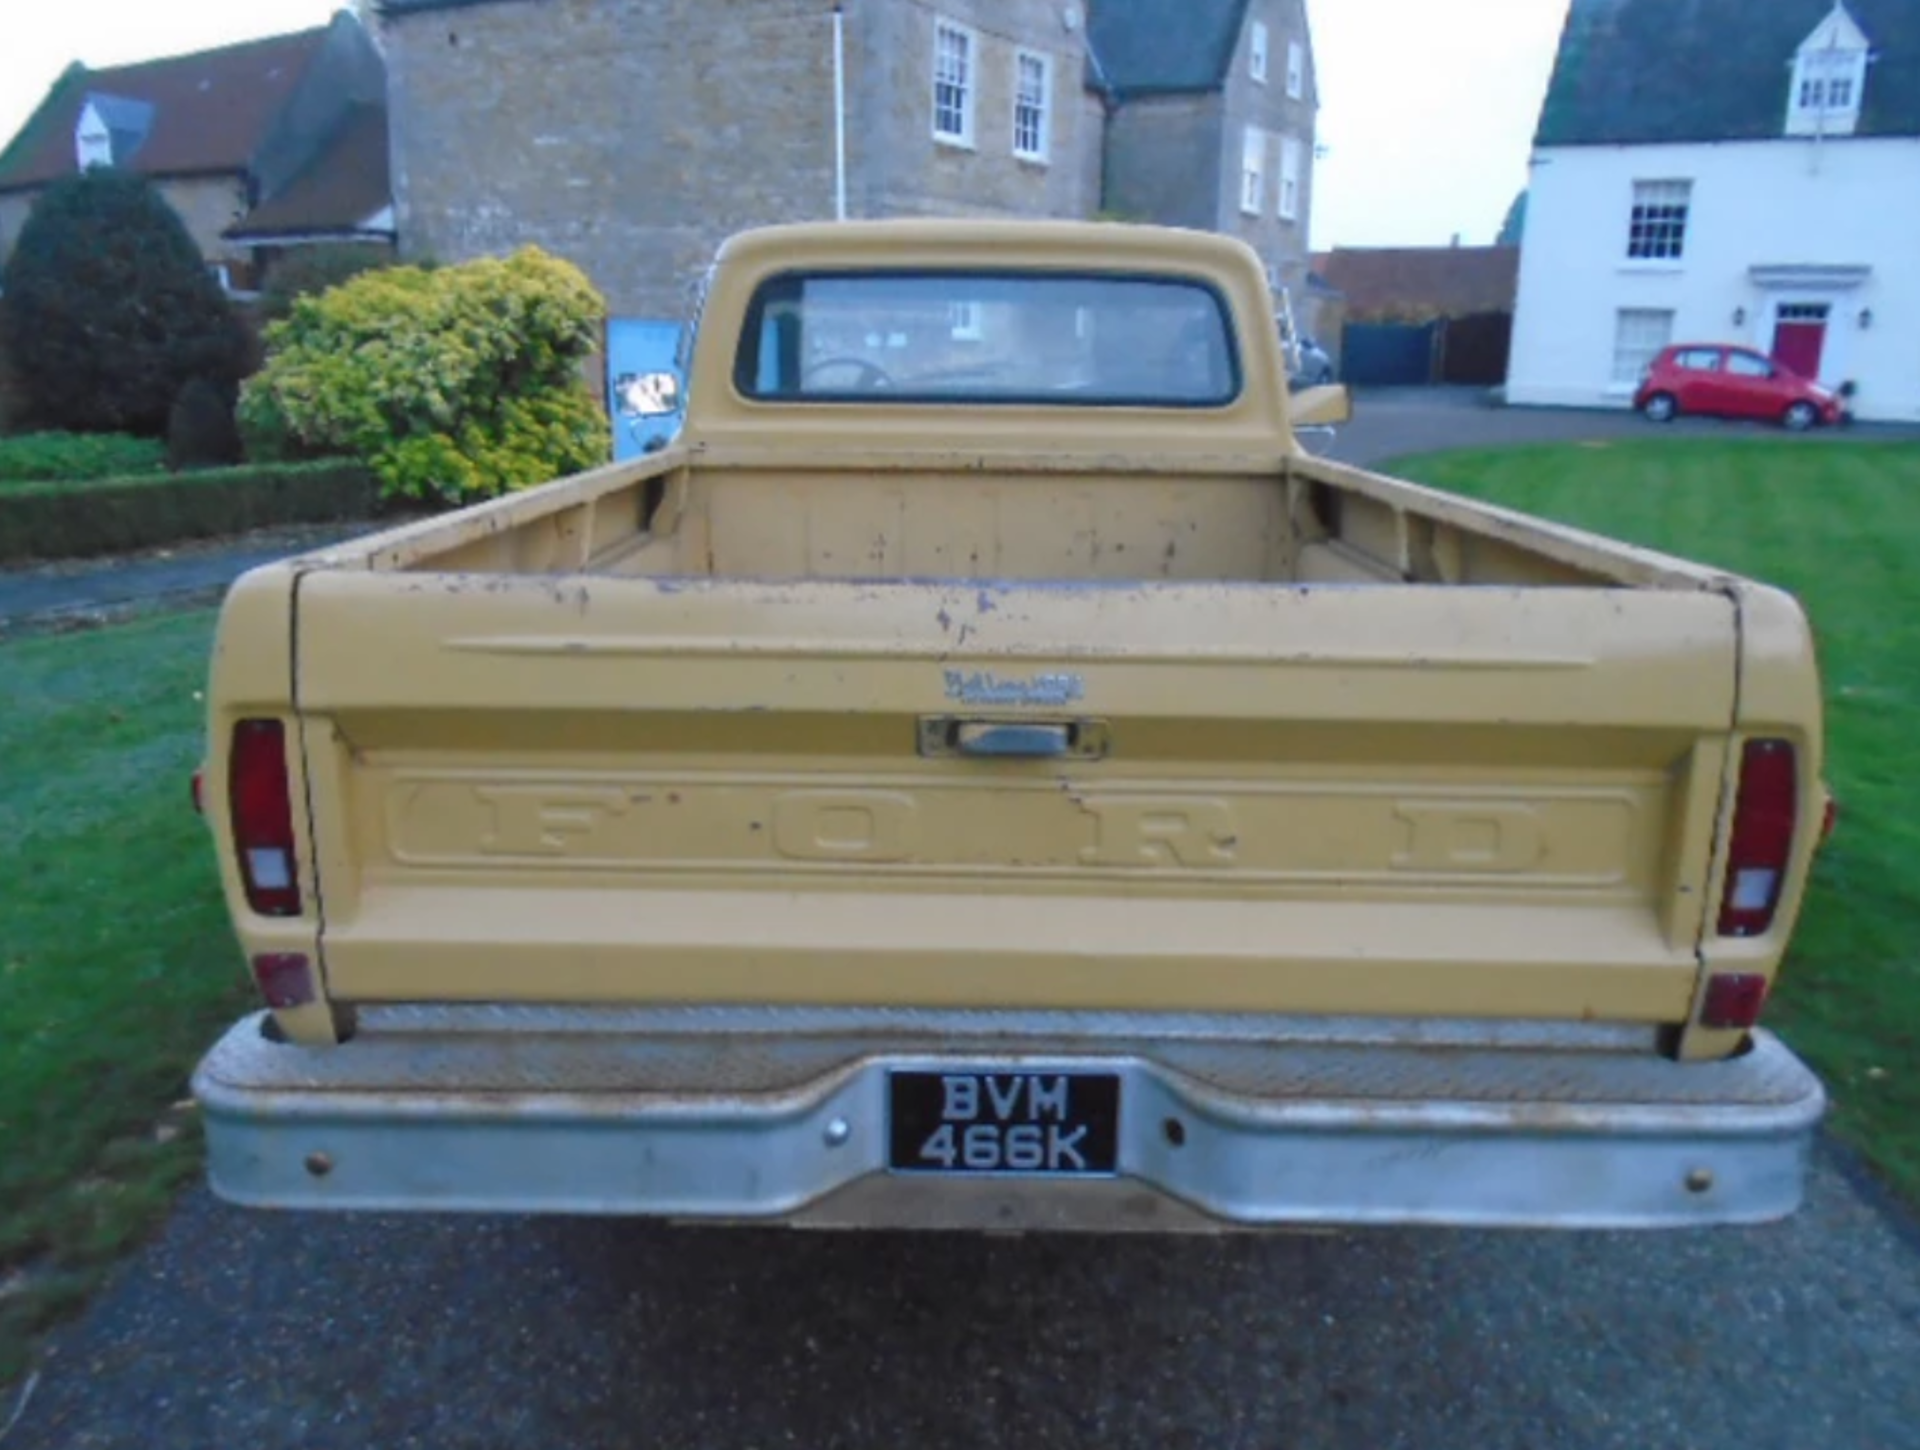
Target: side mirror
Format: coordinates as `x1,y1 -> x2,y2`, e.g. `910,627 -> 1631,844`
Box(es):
1292,383 -> 1352,428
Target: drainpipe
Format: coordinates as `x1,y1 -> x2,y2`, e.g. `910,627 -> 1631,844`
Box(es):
833,3 -> 849,220
1084,31 -> 1121,216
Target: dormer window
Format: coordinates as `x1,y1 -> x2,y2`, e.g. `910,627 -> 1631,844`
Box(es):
1786,3 -> 1871,136
75,103 -> 113,170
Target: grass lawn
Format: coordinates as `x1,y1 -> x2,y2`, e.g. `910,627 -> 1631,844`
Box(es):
1394,437 -> 1920,1203
0,608 -> 248,1385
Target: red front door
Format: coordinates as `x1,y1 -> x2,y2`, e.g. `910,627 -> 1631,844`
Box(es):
1771,315 -> 1828,381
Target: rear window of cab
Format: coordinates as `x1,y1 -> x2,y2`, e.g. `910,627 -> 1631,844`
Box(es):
735,270 -> 1243,409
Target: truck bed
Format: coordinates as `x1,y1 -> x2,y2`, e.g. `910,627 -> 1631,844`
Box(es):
309,447 -> 1711,591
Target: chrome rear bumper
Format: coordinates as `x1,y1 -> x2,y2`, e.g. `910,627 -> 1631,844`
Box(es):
193,1007 -> 1825,1232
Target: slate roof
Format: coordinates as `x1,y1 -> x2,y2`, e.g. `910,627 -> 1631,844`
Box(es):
1537,0 -> 1920,146
226,104 -> 392,240
377,0 -> 536,12
0,27 -> 330,191
1086,0 -> 1254,97
1311,247 -> 1520,321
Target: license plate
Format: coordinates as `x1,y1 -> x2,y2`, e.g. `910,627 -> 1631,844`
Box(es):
887,1071 -> 1120,1176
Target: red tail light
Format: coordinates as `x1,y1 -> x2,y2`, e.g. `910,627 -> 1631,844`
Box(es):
229,719 -> 302,917
252,953 -> 316,1009
1717,738 -> 1797,938
1700,972 -> 1769,1029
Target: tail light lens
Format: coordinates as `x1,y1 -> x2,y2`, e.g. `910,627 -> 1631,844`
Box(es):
229,719 -> 302,917
1717,738 -> 1797,938
1700,972 -> 1769,1029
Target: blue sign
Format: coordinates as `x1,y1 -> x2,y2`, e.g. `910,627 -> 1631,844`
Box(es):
608,318 -> 686,460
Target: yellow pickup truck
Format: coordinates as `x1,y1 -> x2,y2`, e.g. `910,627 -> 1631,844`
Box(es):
192,220 -> 1827,1232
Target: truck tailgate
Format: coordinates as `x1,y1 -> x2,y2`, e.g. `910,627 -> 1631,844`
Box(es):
292,572 -> 1737,1024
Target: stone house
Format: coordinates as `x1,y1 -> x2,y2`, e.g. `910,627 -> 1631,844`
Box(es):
0,10 -> 393,296
1092,0 -> 1320,305
375,0 -> 1320,452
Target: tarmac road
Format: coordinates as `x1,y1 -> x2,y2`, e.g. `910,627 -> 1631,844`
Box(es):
8,1145 -> 1919,1450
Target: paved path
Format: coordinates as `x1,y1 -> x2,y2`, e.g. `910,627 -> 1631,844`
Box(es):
8,391 -> 1919,1448
0,523 -> 377,627
10,1152 -> 1919,1450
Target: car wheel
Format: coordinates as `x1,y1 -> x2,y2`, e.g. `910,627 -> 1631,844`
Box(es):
1783,401 -> 1819,432
1642,392 -> 1678,423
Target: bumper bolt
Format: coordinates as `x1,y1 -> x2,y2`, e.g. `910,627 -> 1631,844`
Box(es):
1685,1168 -> 1714,1194
823,1117 -> 852,1148
304,1152 -> 334,1178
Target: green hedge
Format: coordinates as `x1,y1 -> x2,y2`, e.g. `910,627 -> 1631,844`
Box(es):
0,432 -> 166,487
0,460 -> 377,564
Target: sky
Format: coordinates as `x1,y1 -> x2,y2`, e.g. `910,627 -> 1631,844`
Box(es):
1306,0 -> 1572,249
0,0 -> 1572,252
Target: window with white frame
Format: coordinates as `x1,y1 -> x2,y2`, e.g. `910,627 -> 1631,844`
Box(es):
932,19 -> 975,145
1611,308 -> 1674,384
1626,180 -> 1691,261
1278,136 -> 1302,221
1287,41 -> 1305,99
1250,21 -> 1269,82
1240,127 -> 1266,214
74,104 -> 112,170
1788,43 -> 1868,134
1014,50 -> 1051,160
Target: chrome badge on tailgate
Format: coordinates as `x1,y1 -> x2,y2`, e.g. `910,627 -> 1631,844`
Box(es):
943,670 -> 1085,708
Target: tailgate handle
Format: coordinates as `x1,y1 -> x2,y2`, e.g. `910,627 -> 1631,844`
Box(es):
919,718 -> 1110,760
957,723 -> 1072,758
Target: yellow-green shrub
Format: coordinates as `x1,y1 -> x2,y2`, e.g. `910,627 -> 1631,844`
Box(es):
239,248 -> 609,505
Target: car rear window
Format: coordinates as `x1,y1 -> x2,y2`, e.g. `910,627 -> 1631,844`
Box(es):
734,270 -> 1242,408
1674,348 -> 1722,371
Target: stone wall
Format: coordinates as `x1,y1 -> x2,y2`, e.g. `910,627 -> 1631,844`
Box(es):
1100,94 -> 1221,231
851,0 -> 1097,220
1216,0 -> 1318,299
385,0 -> 845,319
383,0 -> 1102,319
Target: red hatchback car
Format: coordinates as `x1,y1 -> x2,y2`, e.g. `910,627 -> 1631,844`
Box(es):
1635,344 -> 1846,431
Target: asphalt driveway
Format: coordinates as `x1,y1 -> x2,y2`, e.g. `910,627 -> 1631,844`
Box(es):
11,1151 -> 1920,1449
9,389 -> 1920,1449
1325,386 -> 1920,469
